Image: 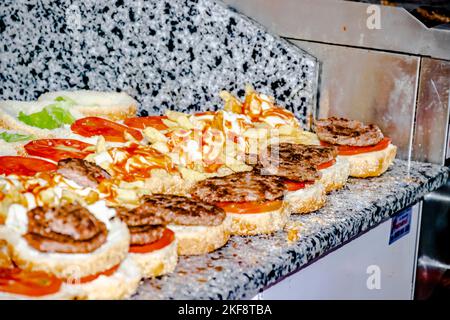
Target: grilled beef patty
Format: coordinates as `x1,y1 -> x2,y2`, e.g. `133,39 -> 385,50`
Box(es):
57,158 -> 111,188
132,194 -> 226,226
116,205 -> 165,228
115,206 -> 166,246
248,143 -> 326,182
191,171 -> 286,203
24,203 -> 107,254
264,143 -> 337,167
128,225 -> 165,246
314,117 -> 384,147
256,160 -> 320,182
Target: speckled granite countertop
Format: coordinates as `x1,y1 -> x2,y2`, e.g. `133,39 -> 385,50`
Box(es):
132,160 -> 448,300
1,0 -> 318,126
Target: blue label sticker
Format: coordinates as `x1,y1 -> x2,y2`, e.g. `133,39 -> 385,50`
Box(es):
389,207 -> 412,245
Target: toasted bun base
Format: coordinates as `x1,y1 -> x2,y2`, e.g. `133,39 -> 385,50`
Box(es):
227,204 -> 290,236
38,90 -> 138,121
168,218 -> 231,255
68,257 -> 141,300
339,144 -> 397,178
4,219 -> 130,279
319,157 -> 350,193
0,258 -> 141,300
285,182 -> 326,214
129,239 -> 178,278
0,235 -> 77,300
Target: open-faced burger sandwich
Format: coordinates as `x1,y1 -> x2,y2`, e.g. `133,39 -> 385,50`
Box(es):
270,143 -> 350,193
314,117 -> 397,178
0,200 -> 141,300
248,145 -> 327,215
130,194 -> 230,256
191,171 -> 289,235
114,203 -> 178,278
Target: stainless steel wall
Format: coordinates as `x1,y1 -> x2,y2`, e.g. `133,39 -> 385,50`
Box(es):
223,0 -> 450,60
413,58 -> 450,164
223,0 -> 450,162
291,40 -> 420,159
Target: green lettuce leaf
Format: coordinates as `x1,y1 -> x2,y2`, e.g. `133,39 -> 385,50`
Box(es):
46,105 -> 76,125
18,104 -> 76,129
0,131 -> 34,142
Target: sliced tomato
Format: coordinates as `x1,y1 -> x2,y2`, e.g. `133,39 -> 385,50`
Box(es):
317,159 -> 336,170
216,200 -> 283,214
129,229 -> 175,254
64,264 -> 120,284
24,139 -> 94,162
0,268 -> 62,297
71,117 -> 143,143
320,138 -> 391,156
124,115 -> 168,130
284,180 -> 307,192
0,156 -> 57,176
194,111 -> 216,116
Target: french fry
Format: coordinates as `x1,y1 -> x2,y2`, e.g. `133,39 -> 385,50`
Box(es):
161,118 -> 179,128
219,91 -> 242,114
95,136 -> 107,153
143,127 -> 168,143
166,110 -> 195,129
278,124 -> 295,136
179,167 -> 208,182
151,141 -> 170,154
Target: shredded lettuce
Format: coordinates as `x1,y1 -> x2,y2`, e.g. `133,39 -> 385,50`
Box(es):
46,105 -> 76,125
18,100 -> 76,129
54,95 -> 77,105
0,131 -> 34,142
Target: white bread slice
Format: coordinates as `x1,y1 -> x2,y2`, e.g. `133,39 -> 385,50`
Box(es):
129,238 -> 178,278
0,100 -> 85,138
0,100 -> 128,143
285,181 -> 326,214
2,202 -> 130,279
225,202 -> 290,236
38,90 -> 138,121
168,216 -> 231,255
318,157 -> 350,193
339,144 -> 397,178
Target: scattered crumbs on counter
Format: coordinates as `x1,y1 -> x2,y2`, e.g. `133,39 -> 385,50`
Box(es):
402,176 -> 421,184
284,221 -> 303,243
